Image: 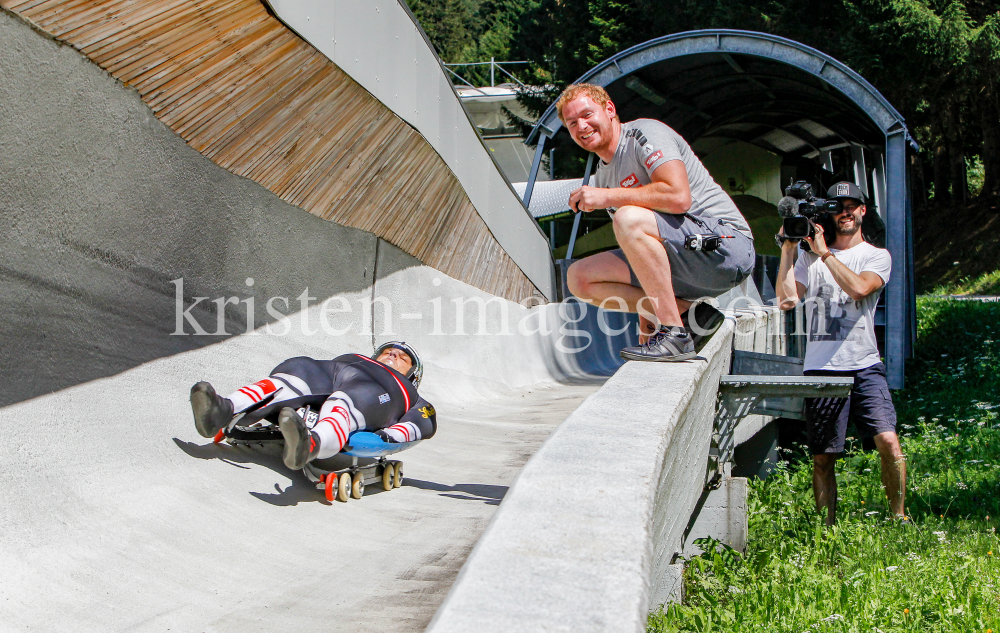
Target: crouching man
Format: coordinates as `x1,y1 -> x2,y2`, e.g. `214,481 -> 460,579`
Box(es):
190,341 -> 436,470
776,182 -> 905,525
557,83 -> 756,361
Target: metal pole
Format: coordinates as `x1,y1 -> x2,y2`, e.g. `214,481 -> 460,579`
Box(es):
565,153 -> 595,260
885,130 -> 907,389
522,134 -> 547,207
549,148 -> 555,180
490,57 -> 494,87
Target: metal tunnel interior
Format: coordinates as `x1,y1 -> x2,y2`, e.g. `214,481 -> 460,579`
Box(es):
526,30 -> 916,388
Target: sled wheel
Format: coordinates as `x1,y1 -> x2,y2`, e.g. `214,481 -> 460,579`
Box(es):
382,462 -> 395,491
213,429 -> 226,444
392,461 -> 403,488
351,471 -> 365,499
324,473 -> 335,502
337,472 -> 351,503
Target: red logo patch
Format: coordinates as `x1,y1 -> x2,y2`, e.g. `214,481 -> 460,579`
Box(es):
644,150 -> 663,169
620,173 -> 639,188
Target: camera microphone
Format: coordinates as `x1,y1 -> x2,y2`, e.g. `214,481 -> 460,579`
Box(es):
777,196 -> 799,218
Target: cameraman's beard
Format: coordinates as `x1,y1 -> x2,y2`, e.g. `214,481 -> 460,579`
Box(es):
836,213 -> 862,237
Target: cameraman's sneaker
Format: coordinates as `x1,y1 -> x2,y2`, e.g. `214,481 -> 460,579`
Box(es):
620,326 -> 696,362
190,381 -> 234,438
683,302 -> 725,350
279,407 -> 319,470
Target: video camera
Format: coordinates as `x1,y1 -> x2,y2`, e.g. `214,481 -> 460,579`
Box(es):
776,181 -> 841,240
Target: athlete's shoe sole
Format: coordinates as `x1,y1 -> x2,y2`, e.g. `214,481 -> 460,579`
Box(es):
619,349 -> 697,362
619,327 -> 697,362
190,381 -> 233,438
279,407 -> 311,470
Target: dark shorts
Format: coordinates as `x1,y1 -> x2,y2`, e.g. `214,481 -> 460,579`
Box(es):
610,211 -> 755,300
803,362 -> 897,455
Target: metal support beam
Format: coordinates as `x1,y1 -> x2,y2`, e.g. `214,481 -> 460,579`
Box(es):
708,374 -> 853,485
522,134 -> 547,208
565,153 -> 595,261
885,130 -> 907,389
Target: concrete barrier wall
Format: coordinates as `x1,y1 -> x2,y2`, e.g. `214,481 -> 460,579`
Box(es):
427,310 -> 780,633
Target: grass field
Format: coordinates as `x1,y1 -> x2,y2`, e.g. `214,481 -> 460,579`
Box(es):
648,286 -> 1000,632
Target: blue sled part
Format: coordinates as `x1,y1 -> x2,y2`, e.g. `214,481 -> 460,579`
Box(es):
340,431 -> 419,458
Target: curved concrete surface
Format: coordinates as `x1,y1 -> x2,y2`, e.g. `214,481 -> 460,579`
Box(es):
0,8 -> 639,630
0,252 -> 637,632
0,348 -> 603,632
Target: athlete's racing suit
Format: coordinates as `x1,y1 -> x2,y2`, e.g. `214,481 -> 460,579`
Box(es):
225,354 -> 436,460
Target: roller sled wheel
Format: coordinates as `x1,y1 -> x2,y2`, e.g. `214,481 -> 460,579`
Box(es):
382,462 -> 395,491
392,461 -> 403,488
324,473 -> 336,503
351,471 -> 365,499
337,472 -> 351,503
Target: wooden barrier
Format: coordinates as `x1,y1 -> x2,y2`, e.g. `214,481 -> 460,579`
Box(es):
0,0 -> 541,303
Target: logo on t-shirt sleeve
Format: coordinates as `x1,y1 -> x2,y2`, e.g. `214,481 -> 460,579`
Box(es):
620,173 -> 639,188
644,150 -> 663,169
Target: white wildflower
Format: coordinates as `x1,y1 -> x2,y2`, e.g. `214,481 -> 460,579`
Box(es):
865,511 -> 880,516
933,530 -> 948,543
885,565 -> 899,572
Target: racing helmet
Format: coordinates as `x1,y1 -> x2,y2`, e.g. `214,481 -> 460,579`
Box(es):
373,341 -> 423,388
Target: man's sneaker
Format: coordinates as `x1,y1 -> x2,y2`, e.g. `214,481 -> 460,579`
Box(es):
279,407 -> 319,470
190,381 -> 234,438
683,302 -> 725,350
620,326 -> 696,362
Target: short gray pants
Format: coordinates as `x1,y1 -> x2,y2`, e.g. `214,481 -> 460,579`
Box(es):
611,211 -> 756,300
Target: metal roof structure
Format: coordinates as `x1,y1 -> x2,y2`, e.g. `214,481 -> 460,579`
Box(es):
524,30 -> 916,388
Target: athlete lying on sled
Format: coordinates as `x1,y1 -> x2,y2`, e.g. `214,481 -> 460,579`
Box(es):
189,341 -> 436,470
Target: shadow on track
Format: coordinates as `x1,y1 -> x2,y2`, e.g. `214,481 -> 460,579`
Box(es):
403,479 -> 507,505
173,439 -> 501,506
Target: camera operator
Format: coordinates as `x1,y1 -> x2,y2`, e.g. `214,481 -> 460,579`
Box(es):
775,181 -> 906,526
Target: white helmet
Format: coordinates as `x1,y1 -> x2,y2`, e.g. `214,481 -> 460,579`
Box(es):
373,341 -> 423,388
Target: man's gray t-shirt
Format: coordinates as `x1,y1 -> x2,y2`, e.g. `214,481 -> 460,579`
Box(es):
593,119 -> 752,238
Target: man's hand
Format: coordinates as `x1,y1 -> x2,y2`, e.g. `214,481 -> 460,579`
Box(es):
803,223 -> 830,258
777,226 -> 800,253
568,185 -> 611,213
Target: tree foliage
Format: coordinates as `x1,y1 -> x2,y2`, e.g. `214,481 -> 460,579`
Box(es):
407,0 -> 1000,200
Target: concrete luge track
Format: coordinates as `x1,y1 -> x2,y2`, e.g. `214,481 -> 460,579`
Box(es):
0,6 -> 633,630
0,345 -> 604,632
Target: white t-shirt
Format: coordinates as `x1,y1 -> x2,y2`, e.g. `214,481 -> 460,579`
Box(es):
592,119 -> 752,238
794,242 -> 891,371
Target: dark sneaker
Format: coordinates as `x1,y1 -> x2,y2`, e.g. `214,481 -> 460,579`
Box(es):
190,381 -> 234,438
683,302 -> 725,350
279,407 -> 319,470
620,326 -> 696,362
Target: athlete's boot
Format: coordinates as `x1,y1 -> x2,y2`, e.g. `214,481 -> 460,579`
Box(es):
190,381 -> 235,438
619,325 -> 696,362
278,407 -> 320,470
683,302 -> 725,350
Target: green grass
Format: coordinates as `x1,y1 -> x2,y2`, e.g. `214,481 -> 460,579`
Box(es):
649,296 -> 1000,632
928,269 -> 1000,297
